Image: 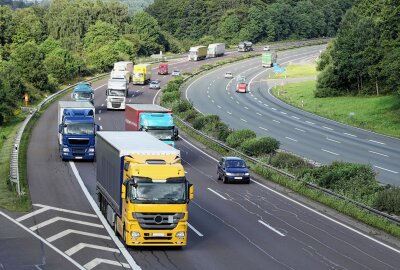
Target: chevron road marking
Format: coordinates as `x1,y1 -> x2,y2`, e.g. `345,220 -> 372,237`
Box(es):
30,217 -> 103,231
65,243 -> 120,256
47,229 -> 111,243
84,258 -> 130,270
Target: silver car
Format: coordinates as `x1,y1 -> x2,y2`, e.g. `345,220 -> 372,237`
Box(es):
171,70 -> 181,76
149,80 -> 161,89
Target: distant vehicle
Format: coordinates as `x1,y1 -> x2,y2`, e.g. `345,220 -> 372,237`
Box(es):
158,63 -> 168,75
262,52 -> 278,68
106,78 -> 128,110
188,46 -> 207,61
111,61 -> 133,82
238,41 -> 253,52
224,72 -> 233,79
217,157 -> 250,184
71,83 -> 94,104
263,45 -> 270,51
237,75 -> 246,83
132,64 -> 151,85
236,83 -> 247,93
149,80 -> 161,89
207,43 -> 225,58
171,70 -> 181,76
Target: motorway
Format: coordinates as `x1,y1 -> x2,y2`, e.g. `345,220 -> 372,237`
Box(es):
186,45 -> 400,186
0,45 -> 399,269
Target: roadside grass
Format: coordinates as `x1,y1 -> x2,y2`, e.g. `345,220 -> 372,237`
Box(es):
272,80 -> 400,138
268,64 -> 319,79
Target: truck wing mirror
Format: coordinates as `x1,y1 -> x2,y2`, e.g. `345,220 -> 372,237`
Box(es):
105,90 -> 108,96
189,183 -> 194,200
174,128 -> 179,140
58,124 -> 62,133
121,184 -> 126,199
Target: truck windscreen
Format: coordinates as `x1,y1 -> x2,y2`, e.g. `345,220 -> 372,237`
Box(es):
146,129 -> 174,140
64,123 -> 94,135
130,182 -> 186,204
73,93 -> 92,100
108,89 -> 126,96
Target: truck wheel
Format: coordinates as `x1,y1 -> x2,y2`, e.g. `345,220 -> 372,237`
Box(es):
114,221 -> 119,236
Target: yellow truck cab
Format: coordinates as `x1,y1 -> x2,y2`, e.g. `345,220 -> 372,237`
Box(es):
132,64 -> 151,85
96,131 -> 193,247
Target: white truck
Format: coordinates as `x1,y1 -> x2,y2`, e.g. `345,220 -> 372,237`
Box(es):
106,78 -> 129,110
188,46 -> 207,61
207,43 -> 225,58
111,61 -> 133,83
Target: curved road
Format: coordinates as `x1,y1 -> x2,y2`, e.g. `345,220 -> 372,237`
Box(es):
1,45 -> 399,269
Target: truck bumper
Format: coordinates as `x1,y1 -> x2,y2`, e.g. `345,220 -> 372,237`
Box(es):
60,148 -> 95,161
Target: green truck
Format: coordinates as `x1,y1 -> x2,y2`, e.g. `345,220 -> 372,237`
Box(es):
262,52 -> 277,68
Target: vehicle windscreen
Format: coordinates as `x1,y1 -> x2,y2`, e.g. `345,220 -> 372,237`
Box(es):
64,123 -> 94,135
108,89 -> 125,96
73,92 -> 92,100
226,160 -> 246,168
130,182 -> 186,203
146,129 -> 173,140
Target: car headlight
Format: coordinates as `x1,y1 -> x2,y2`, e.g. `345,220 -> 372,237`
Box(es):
244,172 -> 250,176
226,172 -> 234,176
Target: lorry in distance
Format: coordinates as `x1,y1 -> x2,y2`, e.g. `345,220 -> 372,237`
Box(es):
57,101 -> 99,161
71,83 -> 94,104
158,63 -> 168,75
96,131 -> 194,247
238,41 -> 253,52
132,64 -> 151,85
106,78 -> 128,110
262,52 -> 277,67
188,46 -> 207,61
111,61 -> 133,82
125,104 -> 178,147
207,43 -> 225,58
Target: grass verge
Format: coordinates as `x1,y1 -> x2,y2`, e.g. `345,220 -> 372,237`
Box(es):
272,80 -> 400,138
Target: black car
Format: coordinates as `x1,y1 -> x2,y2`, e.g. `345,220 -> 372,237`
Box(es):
217,157 -> 250,184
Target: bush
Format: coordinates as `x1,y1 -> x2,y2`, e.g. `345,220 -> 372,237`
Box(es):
240,136 -> 280,157
192,114 -> 220,130
182,109 -> 199,123
270,152 -> 312,175
373,187 -> 400,215
161,91 -> 180,104
226,129 -> 256,148
172,100 -> 192,113
163,81 -> 180,93
203,121 -> 232,142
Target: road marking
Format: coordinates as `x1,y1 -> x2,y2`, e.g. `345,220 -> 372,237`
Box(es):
84,259 -> 130,270
259,127 -> 268,131
101,104 -> 104,107
272,120 -> 280,123
264,104 -> 269,107
230,96 -> 234,100
0,212 -> 86,270
291,116 -> 300,120
285,137 -> 297,142
100,125 -> 103,130
99,110 -> 102,114
17,204 -> 97,222
280,112 -> 287,115
323,126 -> 333,131
369,151 -> 388,157
217,105 -> 222,109
207,90 -> 209,94
258,220 -> 285,236
207,95 -> 210,98
153,87 -> 163,104
188,222 -> 204,237
98,117 -> 101,121
208,86 -> 210,89
344,133 -> 357,137
321,149 -> 339,156
305,121 -> 315,125
374,166 -> 398,174
179,137 -> 400,255
271,108 -> 277,111
227,111 -> 232,115
258,100 -> 263,103
244,106 -> 249,110
241,118 -> 247,122
211,99 -> 215,103
47,229 -> 111,243
69,162 -> 140,270
369,140 -> 385,145
254,97 -> 258,100
207,188 -> 227,200
294,128 -> 305,133
256,112 -> 262,116
16,206 -> 51,222
65,243 -> 120,256
326,138 -> 341,144
30,217 -> 103,231
236,101 -> 240,104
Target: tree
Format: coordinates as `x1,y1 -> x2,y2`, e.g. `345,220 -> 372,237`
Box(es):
11,7 -> 46,45
84,21 -> 120,51
0,6 -> 13,46
43,48 -> 80,82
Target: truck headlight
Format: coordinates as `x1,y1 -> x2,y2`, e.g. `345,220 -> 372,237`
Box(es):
131,231 -> 141,239
88,148 -> 95,153
63,148 -> 69,152
176,231 -> 185,239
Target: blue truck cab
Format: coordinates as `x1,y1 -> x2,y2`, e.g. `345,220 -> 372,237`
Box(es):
71,83 -> 94,104
57,101 -> 98,161
140,112 -> 178,148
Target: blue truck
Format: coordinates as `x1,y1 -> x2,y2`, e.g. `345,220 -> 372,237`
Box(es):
71,83 -> 94,104
125,104 -> 178,147
57,101 -> 99,161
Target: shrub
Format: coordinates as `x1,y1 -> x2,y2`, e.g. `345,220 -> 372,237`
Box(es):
163,81 -> 180,93
373,187 -> 400,215
182,109 -> 199,124
192,114 -> 220,130
161,91 -> 180,104
172,100 -> 192,113
270,152 -> 312,175
203,121 -> 232,142
240,136 -> 280,157
226,129 -> 256,148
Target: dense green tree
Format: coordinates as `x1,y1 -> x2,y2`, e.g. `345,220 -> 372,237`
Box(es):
11,7 -> 47,45
0,6 -> 13,46
43,48 -> 80,82
84,21 -> 120,51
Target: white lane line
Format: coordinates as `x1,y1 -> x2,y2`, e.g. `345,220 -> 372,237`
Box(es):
207,95 -> 210,98
227,111 -> 232,115
69,162 -> 140,270
374,166 -> 398,174
30,217 -> 103,231
272,120 -> 280,123
259,127 -> 268,131
65,243 -> 120,256
206,90 -> 209,94
230,96 -> 234,100
153,87 -> 163,104
369,151 -> 388,157
291,116 -> 300,120
98,117 -> 101,121
217,105 -> 222,109
271,108 -> 277,111
254,97 -> 258,100
344,133 -> 357,137
326,138 -> 341,144
16,206 -> 50,222
258,220 -> 285,237
47,229 -> 111,243
207,188 -> 227,200
256,112 -> 262,116
369,140 -> 385,145
236,101 -> 240,104
179,137 -> 400,255
84,259 -> 130,270
321,149 -> 339,156
241,118 -> 247,122
323,126 -> 333,131
188,222 -> 204,237
100,125 -> 103,130
258,100 -> 263,104
211,100 -> 215,103
264,104 -> 269,107
280,112 -> 287,115
294,128 -> 305,133
305,121 -> 315,125
285,137 -> 297,142
0,212 -> 86,270
244,106 -> 249,110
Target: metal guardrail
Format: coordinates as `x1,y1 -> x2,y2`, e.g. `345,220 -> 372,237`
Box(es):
173,40 -> 400,226
9,73 -> 108,196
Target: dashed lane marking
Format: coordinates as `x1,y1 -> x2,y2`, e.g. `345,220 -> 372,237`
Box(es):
207,188 -> 227,200
258,220 -> 285,237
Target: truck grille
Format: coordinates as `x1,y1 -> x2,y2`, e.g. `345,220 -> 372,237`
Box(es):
68,138 -> 89,145
135,213 -> 182,230
112,102 -> 121,108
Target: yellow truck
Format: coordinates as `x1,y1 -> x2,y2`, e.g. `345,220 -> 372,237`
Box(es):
96,131 -> 194,247
132,64 -> 151,85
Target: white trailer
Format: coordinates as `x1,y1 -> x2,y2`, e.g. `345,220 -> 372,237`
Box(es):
188,46 -> 207,61
207,43 -> 225,58
106,78 -> 128,110
111,61 -> 133,82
